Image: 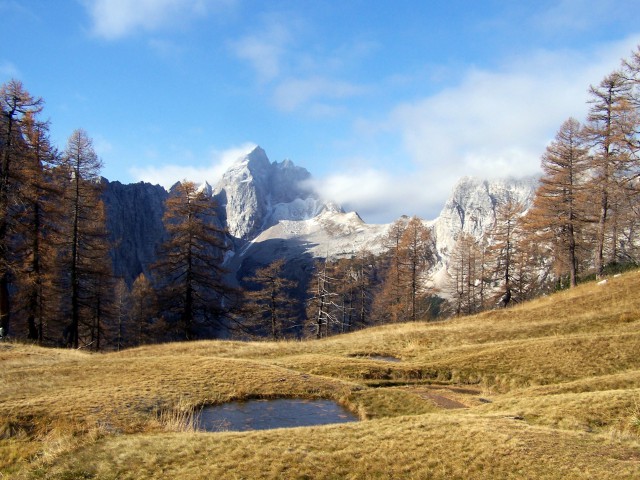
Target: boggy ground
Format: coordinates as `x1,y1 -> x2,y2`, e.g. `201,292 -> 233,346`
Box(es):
2,271 -> 640,478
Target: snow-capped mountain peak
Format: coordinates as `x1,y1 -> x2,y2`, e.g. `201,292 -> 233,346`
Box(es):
211,146 -> 340,241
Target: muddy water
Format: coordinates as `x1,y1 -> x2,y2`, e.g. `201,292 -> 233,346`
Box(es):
197,399 -> 358,432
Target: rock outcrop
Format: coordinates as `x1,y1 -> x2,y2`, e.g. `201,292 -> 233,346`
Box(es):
102,180 -> 168,285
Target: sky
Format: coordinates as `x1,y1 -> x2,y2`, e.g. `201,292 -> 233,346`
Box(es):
2,0 -> 640,223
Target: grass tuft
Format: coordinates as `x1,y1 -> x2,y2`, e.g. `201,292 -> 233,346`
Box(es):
155,398 -> 201,433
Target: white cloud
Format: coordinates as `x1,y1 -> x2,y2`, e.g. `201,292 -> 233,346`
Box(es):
390,38 -> 640,181
229,23 -> 291,83
82,0 -> 233,40
310,167 -> 451,224
314,36 -> 640,223
93,134 -> 114,157
129,142 -> 256,189
229,17 -> 371,114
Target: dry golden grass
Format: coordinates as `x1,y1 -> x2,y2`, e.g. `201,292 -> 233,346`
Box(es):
25,416 -> 640,479
2,270 -> 640,478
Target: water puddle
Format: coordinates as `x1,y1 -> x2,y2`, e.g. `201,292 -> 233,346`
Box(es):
349,354 -> 402,363
197,398 -> 358,432
369,355 -> 401,363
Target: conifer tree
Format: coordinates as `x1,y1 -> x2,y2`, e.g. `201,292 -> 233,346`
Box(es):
306,258 -> 339,338
59,129 -> 111,348
352,249 -> 377,328
243,258 -> 298,340
112,278 -> 130,351
81,201 -> 114,351
584,72 -> 638,277
331,250 -> 377,332
152,181 -> 234,340
525,118 -> 590,287
0,80 -> 43,337
13,112 -> 62,342
398,216 -> 435,321
372,218 -> 407,323
446,232 -> 485,315
373,217 -> 434,322
488,199 -> 526,306
130,273 -> 157,345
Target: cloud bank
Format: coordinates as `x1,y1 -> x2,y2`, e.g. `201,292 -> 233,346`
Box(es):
129,143 -> 256,189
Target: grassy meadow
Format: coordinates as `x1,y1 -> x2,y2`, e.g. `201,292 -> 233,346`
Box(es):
2,270 -> 640,478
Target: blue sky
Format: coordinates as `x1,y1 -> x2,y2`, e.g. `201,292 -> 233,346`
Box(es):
1,0 -> 639,222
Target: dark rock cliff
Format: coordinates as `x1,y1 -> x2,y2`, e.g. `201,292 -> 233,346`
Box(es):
102,180 -> 168,285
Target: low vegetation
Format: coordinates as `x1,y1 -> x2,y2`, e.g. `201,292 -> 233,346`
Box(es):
2,270 -> 640,478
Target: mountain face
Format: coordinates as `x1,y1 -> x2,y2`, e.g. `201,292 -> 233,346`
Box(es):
102,147 -> 539,294
432,176 -> 538,256
212,146 -> 332,242
102,180 -> 168,285
429,176 -> 538,286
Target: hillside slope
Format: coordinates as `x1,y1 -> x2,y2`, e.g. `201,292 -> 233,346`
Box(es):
1,271 -> 640,478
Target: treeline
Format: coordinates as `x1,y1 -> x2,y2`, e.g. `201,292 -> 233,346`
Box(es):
0,78 -> 441,346
1,46 -> 639,347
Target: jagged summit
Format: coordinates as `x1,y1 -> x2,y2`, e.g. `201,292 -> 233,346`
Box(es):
212,146 -> 339,241
225,146 -> 271,179
196,180 -> 213,196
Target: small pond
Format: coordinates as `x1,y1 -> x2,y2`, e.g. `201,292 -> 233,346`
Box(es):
197,398 -> 358,432
369,355 -> 401,363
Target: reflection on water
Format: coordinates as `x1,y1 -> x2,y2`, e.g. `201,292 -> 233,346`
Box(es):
197,399 -> 358,432
369,355 -> 401,362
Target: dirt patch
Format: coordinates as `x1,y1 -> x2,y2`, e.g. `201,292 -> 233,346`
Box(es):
405,385 -> 485,409
418,392 -> 468,409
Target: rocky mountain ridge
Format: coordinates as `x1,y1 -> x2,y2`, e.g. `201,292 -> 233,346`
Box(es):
430,175 -> 538,283
102,146 -> 538,290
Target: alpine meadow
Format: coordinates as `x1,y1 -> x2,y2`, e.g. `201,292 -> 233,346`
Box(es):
2,7 -> 640,480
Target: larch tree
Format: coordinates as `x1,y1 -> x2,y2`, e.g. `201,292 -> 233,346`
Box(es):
152,181 -> 234,340
352,249 -> 378,329
584,71 -> 638,277
619,48 -> 640,264
243,258 -> 298,340
14,112 -> 62,343
372,218 -> 408,323
59,129 -> 111,348
0,80 -> 43,337
130,273 -> 157,345
81,201 -> 114,351
332,258 -> 359,333
488,199 -> 526,306
446,232 -> 485,316
333,250 -> 377,331
526,118 -> 590,287
112,278 -> 130,351
306,257 -> 339,338
397,216 -> 435,321
373,216 -> 435,322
